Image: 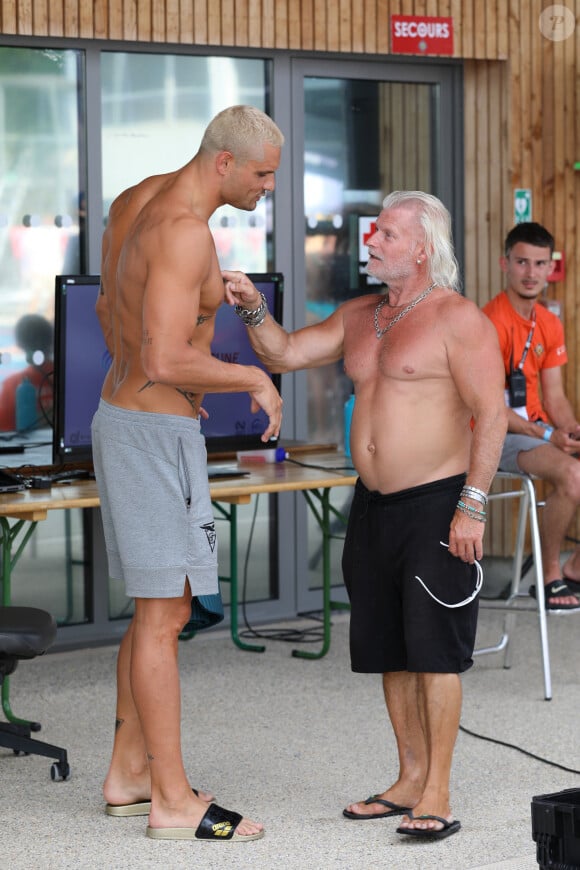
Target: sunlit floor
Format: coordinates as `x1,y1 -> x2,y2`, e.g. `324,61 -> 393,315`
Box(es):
2,604 -> 579,870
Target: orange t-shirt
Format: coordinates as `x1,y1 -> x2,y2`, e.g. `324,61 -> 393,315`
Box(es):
482,291 -> 567,423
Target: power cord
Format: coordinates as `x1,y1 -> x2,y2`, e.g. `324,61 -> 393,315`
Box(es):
459,724 -> 580,775
237,491 -> 329,645
284,456 -> 356,474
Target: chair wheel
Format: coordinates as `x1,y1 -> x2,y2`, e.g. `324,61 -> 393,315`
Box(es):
50,761 -> 71,781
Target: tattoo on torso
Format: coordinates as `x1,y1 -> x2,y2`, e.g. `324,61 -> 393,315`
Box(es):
176,388 -> 199,414
136,317 -> 210,403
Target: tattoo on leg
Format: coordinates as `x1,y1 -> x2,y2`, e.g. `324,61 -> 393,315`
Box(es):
138,380 -> 156,392
143,329 -> 153,346
115,717 -> 125,732
176,388 -> 199,414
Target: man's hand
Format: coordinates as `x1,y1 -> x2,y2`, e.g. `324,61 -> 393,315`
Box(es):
250,371 -> 283,442
222,270 -> 261,308
448,510 -> 485,564
550,428 -> 580,454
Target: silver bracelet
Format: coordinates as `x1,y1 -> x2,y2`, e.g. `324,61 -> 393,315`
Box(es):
234,292 -> 268,327
461,485 -> 488,506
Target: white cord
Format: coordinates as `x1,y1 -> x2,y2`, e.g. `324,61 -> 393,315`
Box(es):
414,541 -> 483,608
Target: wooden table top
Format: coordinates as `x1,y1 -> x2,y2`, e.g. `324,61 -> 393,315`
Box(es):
0,452 -> 357,522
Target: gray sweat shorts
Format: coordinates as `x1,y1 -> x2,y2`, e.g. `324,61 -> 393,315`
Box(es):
91,399 -> 218,599
499,432 -> 547,473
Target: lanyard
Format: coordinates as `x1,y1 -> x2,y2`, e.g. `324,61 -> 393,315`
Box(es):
514,311 -> 536,371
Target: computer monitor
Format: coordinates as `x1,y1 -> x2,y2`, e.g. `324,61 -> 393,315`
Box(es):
52,272 -> 284,464
53,275 -> 108,464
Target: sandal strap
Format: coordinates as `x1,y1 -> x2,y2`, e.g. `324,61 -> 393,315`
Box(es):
196,803 -> 243,840
364,796 -> 400,810
545,579 -> 573,598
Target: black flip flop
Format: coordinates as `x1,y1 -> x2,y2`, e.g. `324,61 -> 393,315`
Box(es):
343,796 -> 411,820
396,812 -> 461,840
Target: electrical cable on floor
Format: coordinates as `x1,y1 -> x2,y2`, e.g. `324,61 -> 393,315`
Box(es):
238,490 -> 328,645
459,724 -> 580,775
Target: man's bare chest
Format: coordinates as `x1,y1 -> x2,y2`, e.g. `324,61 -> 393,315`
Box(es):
344,306 -> 448,383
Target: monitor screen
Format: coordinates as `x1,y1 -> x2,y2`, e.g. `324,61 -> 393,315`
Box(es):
52,272 -> 284,464
53,275 -> 109,464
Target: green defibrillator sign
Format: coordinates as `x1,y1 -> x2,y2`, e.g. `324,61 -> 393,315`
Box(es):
514,189 -> 532,224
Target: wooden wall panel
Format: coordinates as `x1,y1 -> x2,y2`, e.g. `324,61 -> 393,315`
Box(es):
1,0 -> 579,545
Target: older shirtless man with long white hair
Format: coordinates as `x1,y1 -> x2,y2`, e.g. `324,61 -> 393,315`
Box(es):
223,190 -> 507,840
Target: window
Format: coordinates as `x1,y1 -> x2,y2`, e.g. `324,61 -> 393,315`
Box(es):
101,52 -> 274,272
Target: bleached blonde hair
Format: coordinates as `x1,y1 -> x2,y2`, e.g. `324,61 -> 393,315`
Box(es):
200,105 -> 284,163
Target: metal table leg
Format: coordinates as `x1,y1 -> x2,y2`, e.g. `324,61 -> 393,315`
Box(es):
293,488 -> 349,660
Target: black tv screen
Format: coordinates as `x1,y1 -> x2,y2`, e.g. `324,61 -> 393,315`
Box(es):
52,272 -> 284,464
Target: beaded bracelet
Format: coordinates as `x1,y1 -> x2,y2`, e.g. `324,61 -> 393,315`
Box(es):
457,499 -> 486,516
234,292 -> 268,327
456,503 -> 487,523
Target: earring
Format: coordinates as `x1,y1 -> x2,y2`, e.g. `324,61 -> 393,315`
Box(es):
416,258 -> 422,264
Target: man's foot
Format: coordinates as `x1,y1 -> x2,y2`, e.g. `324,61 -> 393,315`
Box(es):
561,566 -> 580,595
396,811 -> 461,839
343,785 -> 420,820
146,802 -> 264,842
529,580 -> 580,612
343,795 -> 411,820
105,787 -> 213,817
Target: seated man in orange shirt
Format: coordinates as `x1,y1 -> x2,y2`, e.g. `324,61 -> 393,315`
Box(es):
483,222 -> 580,611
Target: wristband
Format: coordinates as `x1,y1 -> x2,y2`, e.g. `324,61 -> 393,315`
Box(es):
542,426 -> 554,442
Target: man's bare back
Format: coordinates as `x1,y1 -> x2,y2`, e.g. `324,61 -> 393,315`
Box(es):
97,138 -> 283,441
101,174 -> 223,418
98,173 -> 173,401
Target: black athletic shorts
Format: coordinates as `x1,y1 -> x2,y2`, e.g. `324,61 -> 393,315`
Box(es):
342,474 -> 479,674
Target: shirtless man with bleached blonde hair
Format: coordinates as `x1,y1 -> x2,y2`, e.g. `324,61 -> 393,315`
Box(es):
224,191 -> 507,841
93,105 -> 284,844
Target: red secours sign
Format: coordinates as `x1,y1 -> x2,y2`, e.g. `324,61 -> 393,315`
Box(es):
391,15 -> 454,56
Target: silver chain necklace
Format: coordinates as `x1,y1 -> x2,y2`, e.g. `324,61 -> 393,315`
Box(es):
374,283 -> 436,339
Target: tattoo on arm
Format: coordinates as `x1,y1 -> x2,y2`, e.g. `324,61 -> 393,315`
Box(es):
138,381 -> 156,393
143,330 -> 153,346
147,753 -> 155,762
197,313 -> 214,326
115,717 -> 124,732
176,388 -> 199,414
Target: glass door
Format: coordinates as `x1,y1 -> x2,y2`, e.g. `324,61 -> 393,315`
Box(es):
290,58 -> 463,615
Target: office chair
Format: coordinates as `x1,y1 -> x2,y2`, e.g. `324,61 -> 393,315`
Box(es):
0,605 -> 70,780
